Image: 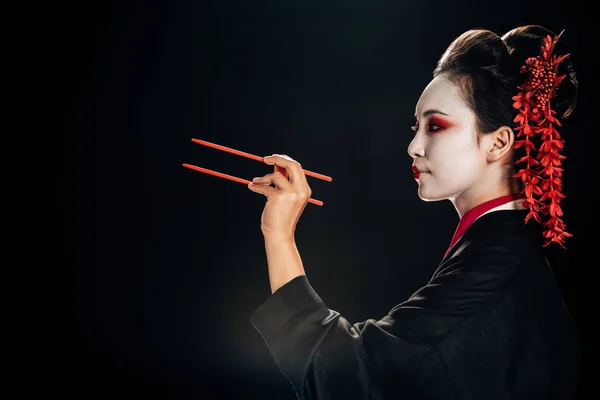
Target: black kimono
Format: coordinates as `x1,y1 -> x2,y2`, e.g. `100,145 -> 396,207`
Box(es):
250,209 -> 581,399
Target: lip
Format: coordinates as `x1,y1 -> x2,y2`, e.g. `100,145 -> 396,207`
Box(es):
412,165 -> 428,180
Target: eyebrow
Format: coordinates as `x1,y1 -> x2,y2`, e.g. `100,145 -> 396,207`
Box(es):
414,109 -> 450,119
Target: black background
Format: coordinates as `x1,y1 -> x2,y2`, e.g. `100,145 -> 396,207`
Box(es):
33,1 -> 590,398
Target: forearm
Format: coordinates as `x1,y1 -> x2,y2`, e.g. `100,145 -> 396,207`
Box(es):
264,236 -> 306,294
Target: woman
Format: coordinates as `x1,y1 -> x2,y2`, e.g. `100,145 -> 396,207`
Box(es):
247,25 -> 581,399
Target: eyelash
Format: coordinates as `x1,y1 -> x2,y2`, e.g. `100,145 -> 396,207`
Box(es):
410,123 -> 441,134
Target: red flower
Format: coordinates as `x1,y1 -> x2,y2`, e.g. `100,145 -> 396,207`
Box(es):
511,29 -> 572,248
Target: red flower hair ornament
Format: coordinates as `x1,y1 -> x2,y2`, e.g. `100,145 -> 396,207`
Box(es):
511,29 -> 573,248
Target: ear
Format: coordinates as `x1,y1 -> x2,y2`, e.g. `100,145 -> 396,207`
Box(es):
482,126 -> 514,163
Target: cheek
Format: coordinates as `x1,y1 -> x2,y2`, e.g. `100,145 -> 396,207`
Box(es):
430,137 -> 482,179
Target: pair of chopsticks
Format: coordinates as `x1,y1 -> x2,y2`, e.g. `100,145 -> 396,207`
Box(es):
182,139 -> 332,206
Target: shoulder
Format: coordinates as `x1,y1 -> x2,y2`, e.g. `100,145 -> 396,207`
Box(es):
440,210 -> 546,275
383,229 -> 539,343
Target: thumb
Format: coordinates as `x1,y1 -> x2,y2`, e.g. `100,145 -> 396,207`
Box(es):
248,182 -> 275,197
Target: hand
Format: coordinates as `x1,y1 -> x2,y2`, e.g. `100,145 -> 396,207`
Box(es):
247,154 -> 312,241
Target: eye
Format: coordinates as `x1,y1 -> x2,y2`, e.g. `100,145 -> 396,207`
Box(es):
410,123 -> 442,134
428,123 -> 442,132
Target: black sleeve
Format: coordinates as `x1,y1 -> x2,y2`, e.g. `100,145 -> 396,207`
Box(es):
250,252 -> 519,399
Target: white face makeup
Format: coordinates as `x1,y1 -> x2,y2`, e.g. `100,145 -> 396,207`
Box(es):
408,75 -> 487,202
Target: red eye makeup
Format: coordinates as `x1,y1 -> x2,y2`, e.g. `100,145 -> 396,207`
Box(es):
411,115 -> 452,134
428,115 -> 452,130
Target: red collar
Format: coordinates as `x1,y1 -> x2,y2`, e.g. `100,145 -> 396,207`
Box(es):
444,194 -> 523,258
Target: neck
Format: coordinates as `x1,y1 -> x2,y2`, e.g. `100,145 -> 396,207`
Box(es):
450,186 -> 517,219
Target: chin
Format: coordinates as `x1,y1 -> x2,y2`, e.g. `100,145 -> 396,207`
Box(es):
417,175 -> 466,203
418,195 -> 445,202
417,187 -> 451,202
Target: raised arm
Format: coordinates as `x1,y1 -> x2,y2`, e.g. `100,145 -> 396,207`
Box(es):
247,154 -> 313,293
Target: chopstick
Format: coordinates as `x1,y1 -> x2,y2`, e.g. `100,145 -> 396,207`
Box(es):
182,163 -> 323,206
183,139 -> 331,206
191,139 -> 332,182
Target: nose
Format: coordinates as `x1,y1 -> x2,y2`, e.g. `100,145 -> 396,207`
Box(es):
407,134 -> 425,159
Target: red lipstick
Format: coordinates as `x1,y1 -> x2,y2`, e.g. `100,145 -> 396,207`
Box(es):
412,165 -> 421,179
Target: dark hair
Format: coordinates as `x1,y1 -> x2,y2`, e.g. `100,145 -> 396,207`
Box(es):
432,25 -> 578,193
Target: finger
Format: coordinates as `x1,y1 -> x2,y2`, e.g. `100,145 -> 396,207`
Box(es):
247,182 -> 277,197
263,154 -> 307,186
252,171 -> 292,190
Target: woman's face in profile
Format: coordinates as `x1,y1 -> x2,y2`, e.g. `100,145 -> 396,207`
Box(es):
408,75 -> 486,202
